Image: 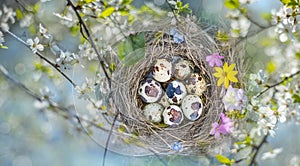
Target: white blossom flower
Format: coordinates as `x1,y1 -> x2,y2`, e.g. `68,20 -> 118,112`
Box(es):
0,5 -> 16,32
257,118 -> 276,137
261,148 -> 283,160
289,156 -> 300,166
2,5 -> 15,23
56,51 -> 78,70
53,8 -> 77,27
254,107 -> 278,137
34,100 -> 50,110
40,87 -> 54,99
41,0 -> 52,2
27,37 -> 44,53
39,24 -> 53,40
78,42 -> 98,60
272,5 -> 300,40
75,78 -> 95,100
20,14 -> 33,27
276,105 -> 287,123
227,10 -> 251,37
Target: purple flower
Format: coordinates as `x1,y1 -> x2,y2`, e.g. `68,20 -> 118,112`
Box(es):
170,28 -> 184,44
210,122 -> 222,139
220,113 -> 234,134
171,141 -> 183,152
222,85 -> 247,111
210,113 -> 234,139
206,53 -> 224,67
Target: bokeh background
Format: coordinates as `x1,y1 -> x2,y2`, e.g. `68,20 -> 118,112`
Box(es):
1,0 -> 299,165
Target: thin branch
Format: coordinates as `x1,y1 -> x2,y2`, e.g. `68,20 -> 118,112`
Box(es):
6,30 -> 77,87
14,0 -> 33,12
256,70 -> 300,98
165,0 -> 180,24
66,0 -> 111,88
249,134 -> 268,166
0,65 -> 42,101
102,111 -> 120,166
0,65 -> 109,148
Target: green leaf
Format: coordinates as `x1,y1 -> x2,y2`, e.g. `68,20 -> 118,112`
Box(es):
15,8 -> 23,20
266,61 -> 276,73
84,0 -> 94,3
216,31 -> 229,42
117,33 -> 145,66
295,52 -> 300,59
292,94 -> 300,103
118,125 -> 126,133
120,0 -> 133,5
216,154 -> 231,165
33,3 -> 40,14
100,7 -> 115,18
261,13 -> 272,21
110,62 -> 116,71
121,48 -> 145,66
280,0 -> 291,4
70,25 -> 80,36
176,1 -> 191,14
224,0 -> 240,10
29,24 -> 36,34
0,45 -> 8,49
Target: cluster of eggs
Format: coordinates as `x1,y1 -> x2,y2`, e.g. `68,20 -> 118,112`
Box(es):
138,58 -> 206,126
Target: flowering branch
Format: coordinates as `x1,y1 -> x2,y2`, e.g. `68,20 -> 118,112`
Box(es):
256,70 -> 300,98
165,0 -> 180,24
6,30 -> 77,87
66,0 -> 111,87
0,64 -> 109,136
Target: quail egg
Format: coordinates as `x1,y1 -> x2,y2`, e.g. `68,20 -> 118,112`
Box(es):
158,93 -> 170,108
152,58 -> 172,82
181,95 -> 203,121
186,73 -> 206,96
174,59 -> 193,80
143,103 -> 164,123
166,80 -> 187,105
139,78 -> 163,103
163,105 -> 184,126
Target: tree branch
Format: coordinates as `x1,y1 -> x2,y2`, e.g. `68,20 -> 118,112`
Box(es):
256,70 -> 300,98
6,30 -> 77,87
165,0 -> 180,24
66,0 -> 112,88
0,65 -> 109,148
249,134 -> 268,166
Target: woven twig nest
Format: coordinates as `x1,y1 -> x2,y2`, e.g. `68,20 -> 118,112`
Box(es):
109,18 -> 243,155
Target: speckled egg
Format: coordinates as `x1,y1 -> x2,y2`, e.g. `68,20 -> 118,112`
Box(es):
166,80 -> 187,105
152,59 -> 172,82
143,103 -> 164,123
158,93 -> 170,108
181,95 -> 203,121
185,73 -> 206,96
174,59 -> 193,80
139,78 -> 163,103
163,105 -> 184,126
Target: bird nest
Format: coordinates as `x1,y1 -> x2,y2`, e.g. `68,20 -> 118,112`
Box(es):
109,18 -> 243,155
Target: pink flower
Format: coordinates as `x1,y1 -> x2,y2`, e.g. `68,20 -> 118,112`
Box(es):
220,113 -> 234,134
210,113 -> 234,139
206,53 -> 224,67
210,122 -> 222,139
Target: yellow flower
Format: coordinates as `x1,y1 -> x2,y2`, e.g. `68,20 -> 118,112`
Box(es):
213,62 -> 238,88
